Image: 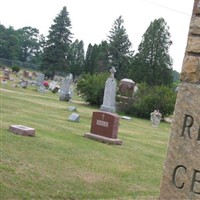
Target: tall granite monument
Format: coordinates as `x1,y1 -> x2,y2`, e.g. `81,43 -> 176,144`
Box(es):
100,67 -> 117,113
159,1 -> 200,199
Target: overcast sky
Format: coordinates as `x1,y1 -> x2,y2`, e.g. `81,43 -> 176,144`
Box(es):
0,0 -> 194,72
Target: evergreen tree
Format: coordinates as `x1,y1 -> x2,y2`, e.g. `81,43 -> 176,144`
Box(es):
84,43 -> 95,74
68,39 -> 85,79
107,16 -> 132,80
84,41 -> 109,74
94,41 -> 110,73
131,18 -> 173,86
41,6 -> 73,78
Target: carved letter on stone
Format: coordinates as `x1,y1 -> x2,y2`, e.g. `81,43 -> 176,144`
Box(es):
197,126 -> 200,141
181,114 -> 194,139
172,165 -> 187,189
191,169 -> 200,194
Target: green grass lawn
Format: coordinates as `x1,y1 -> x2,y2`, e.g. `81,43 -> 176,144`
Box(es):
1,77 -> 171,200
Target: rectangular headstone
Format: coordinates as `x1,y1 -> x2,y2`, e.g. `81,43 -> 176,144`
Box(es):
84,111 -> 122,145
159,1 -> 200,199
9,125 -> 35,136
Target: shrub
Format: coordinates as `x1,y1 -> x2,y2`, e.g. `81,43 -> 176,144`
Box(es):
11,66 -> 20,73
126,83 -> 177,119
77,72 -> 109,106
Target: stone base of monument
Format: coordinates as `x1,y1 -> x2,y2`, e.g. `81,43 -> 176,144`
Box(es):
9,125 -> 35,136
100,105 -> 115,113
85,111 -> 122,145
84,132 -> 122,145
59,94 -> 70,102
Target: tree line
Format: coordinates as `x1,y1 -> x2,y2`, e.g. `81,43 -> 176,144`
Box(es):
0,6 -> 176,86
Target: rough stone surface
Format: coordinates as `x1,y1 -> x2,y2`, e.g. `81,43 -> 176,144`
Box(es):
180,55 -> 200,83
194,0 -> 200,14
159,1 -> 200,199
9,125 -> 35,136
190,16 -> 200,34
186,37 -> 200,53
159,83 -> 200,199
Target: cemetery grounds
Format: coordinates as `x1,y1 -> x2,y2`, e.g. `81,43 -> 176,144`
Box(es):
1,70 -> 171,200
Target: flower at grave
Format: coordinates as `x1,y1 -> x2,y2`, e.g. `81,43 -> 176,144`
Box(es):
43,81 -> 49,88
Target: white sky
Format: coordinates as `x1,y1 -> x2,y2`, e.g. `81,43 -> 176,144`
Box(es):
0,0 -> 194,72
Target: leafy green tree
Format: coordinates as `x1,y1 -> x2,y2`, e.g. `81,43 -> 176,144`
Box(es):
18,26 -> 41,62
41,6 -> 73,78
68,39 -> 85,79
29,34 -> 46,65
0,24 -> 8,58
130,18 -> 173,86
0,25 -> 20,60
0,24 -> 44,65
107,16 -> 133,80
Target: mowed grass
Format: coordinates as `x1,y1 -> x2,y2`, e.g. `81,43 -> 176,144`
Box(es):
1,81 -> 171,200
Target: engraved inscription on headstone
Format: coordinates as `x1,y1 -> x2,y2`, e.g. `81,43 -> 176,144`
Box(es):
159,1 -> 200,199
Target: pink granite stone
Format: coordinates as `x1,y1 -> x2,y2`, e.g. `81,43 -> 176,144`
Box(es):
9,125 -> 35,137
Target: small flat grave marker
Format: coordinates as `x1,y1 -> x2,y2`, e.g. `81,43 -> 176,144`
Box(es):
68,106 -> 77,112
9,125 -> 35,136
68,113 -> 80,122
